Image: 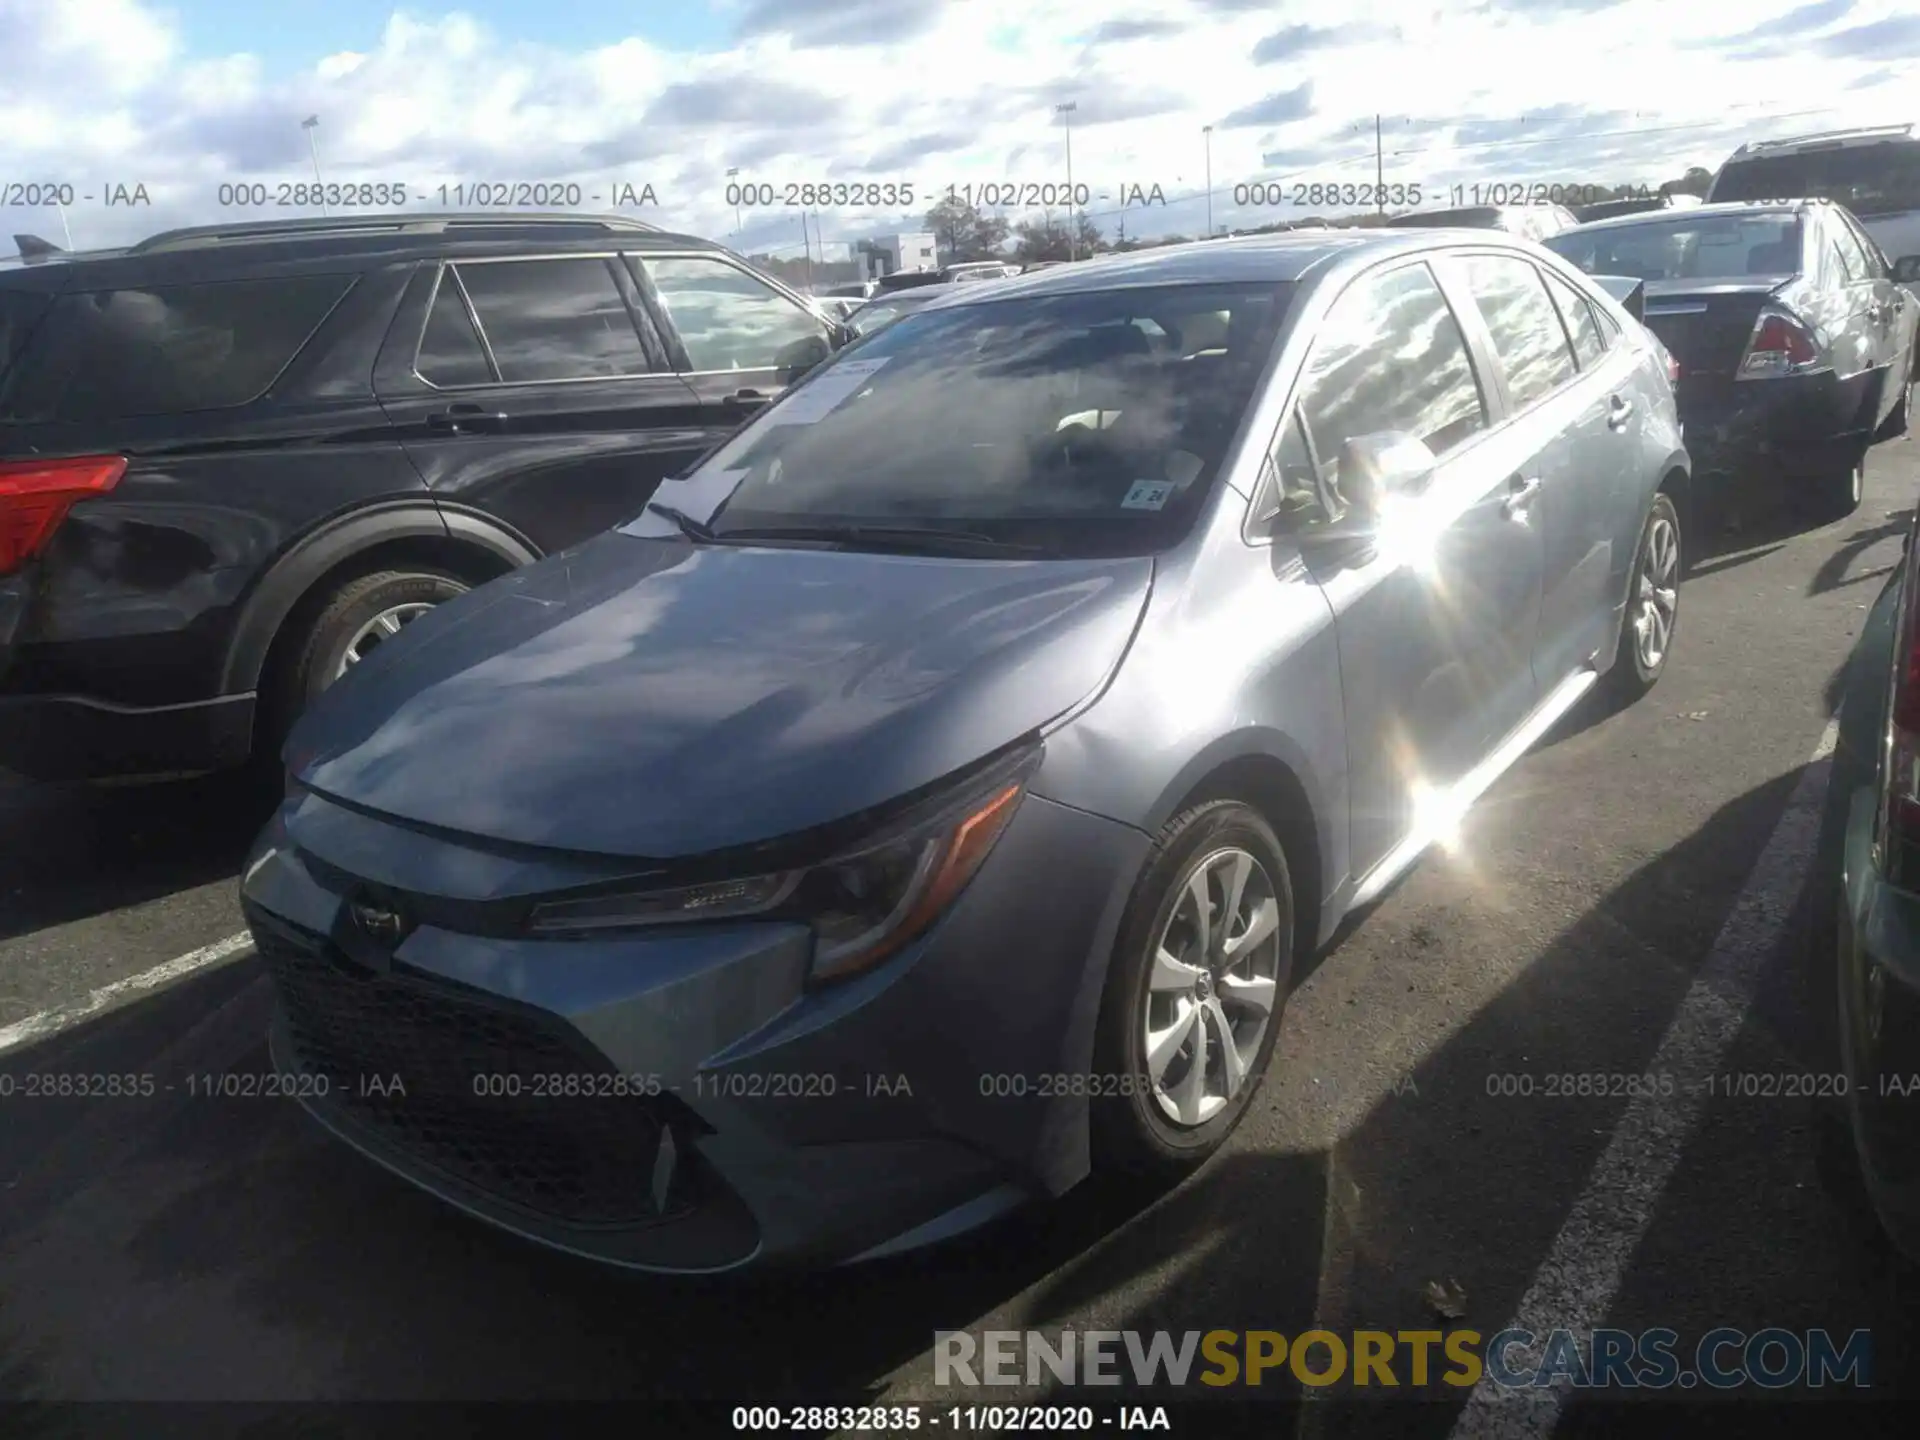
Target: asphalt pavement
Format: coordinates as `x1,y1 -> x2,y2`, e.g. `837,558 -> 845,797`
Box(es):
4,442 -> 1920,1433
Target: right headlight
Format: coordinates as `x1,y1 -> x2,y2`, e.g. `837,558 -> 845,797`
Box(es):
525,749 -> 1038,983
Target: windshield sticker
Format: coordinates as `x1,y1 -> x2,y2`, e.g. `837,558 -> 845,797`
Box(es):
763,357 -> 893,427
1123,480 -> 1176,511
1165,450 -> 1205,488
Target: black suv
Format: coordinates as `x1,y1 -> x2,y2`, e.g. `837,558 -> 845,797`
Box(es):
0,213 -> 851,782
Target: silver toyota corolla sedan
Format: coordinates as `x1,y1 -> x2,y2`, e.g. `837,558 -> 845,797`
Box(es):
241,229 -> 1688,1273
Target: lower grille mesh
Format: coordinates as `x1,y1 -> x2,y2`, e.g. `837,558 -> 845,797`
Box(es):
256,919 -> 688,1227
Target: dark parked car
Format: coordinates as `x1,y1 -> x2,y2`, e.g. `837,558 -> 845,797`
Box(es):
0,213 -> 851,782
242,228 -> 1687,1272
1810,514 -> 1920,1264
1546,200 -> 1919,518
1384,204 -> 1579,243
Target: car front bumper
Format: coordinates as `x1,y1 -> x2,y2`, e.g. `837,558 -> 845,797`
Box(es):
240,785 -> 1151,1272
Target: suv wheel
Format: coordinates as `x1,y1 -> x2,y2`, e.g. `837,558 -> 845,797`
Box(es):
287,569 -> 469,708
1605,491 -> 1681,703
1090,799 -> 1295,1176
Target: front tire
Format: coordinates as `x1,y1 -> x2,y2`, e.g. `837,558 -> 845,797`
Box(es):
1090,800 -> 1295,1176
283,568 -> 470,711
1605,491 -> 1681,704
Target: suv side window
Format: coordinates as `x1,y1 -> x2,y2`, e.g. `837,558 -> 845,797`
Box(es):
1540,269 -> 1606,369
1267,261 -> 1487,529
443,257 -> 652,383
417,271 -> 495,387
641,256 -> 830,373
0,274 -> 354,423
1460,254 -> 1579,412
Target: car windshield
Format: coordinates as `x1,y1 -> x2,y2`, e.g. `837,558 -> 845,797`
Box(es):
638,281 -> 1292,557
1711,141 -> 1920,219
1545,213 -> 1803,282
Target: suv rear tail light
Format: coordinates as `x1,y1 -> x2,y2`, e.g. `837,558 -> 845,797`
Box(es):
1737,310 -> 1819,378
1882,538 -> 1920,885
0,455 -> 128,577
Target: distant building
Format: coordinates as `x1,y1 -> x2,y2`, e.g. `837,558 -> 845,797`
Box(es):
855,232 -> 939,279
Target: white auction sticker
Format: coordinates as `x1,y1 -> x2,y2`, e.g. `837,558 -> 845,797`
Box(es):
1122,480 -> 1175,510
763,357 -> 893,427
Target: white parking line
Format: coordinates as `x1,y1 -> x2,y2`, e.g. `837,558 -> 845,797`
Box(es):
1449,720 -> 1838,1438
0,931 -> 255,1058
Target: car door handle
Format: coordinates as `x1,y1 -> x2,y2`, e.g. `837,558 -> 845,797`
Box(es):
1503,475 -> 1542,519
723,389 -> 771,411
1607,395 -> 1634,430
427,403 -> 506,433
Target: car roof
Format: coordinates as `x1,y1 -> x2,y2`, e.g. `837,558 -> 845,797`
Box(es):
1552,199 -> 1815,236
1,212 -> 721,286
883,229 -> 1552,308
1725,124 -> 1916,159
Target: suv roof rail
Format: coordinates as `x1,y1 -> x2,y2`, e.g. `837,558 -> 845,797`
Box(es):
129,211 -> 666,254
1731,123 -> 1915,157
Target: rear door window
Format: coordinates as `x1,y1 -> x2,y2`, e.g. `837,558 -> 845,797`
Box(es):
1459,255 -> 1580,411
448,257 -> 653,383
1,274 -> 353,422
1540,269 -> 1606,369
1828,217 -> 1873,286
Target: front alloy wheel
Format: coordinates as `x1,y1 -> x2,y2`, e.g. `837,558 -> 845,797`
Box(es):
1091,799 -> 1295,1174
1607,491 -> 1681,702
1143,847 -> 1284,1127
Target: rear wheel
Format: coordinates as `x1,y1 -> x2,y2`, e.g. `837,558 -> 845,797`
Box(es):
1091,800 -> 1295,1176
1604,491 -> 1681,704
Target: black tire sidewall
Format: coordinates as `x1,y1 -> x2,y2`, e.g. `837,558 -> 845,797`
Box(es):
1091,800 -> 1295,1173
295,571 -> 468,706
1613,492 -> 1681,696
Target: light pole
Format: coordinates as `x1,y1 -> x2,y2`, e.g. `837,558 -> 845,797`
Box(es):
1202,125 -> 1214,238
726,167 -> 743,239
301,115 -> 328,216
1055,101 -> 1077,261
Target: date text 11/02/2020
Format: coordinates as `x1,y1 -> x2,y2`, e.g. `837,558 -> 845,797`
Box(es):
1231,181 -> 1654,208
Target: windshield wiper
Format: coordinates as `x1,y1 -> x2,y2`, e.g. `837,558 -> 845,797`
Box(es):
645,500 -> 718,542
712,523 -> 1047,557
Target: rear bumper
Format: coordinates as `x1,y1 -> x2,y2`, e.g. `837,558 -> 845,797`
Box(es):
0,689 -> 255,782
1679,368 -> 1863,480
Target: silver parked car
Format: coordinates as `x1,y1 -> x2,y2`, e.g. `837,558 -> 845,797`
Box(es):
242,230 -> 1688,1273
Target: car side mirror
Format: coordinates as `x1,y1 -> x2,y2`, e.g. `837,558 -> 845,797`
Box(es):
1340,431 -> 1437,519
776,332 -> 834,381
1893,255 -> 1920,284
1291,431 -> 1438,545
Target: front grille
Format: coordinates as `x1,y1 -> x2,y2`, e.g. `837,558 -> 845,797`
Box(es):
255,916 -> 694,1228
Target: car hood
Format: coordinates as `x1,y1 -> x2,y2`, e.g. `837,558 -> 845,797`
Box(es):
291,531 -> 1153,858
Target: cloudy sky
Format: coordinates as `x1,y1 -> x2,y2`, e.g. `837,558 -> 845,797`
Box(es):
2,0 -> 1917,260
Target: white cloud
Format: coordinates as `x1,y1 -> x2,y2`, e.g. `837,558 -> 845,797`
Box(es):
0,0 -> 1915,257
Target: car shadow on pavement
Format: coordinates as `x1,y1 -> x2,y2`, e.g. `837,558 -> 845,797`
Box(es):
1807,509 -> 1911,599
0,761 -> 1913,1418
0,766 -> 276,944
